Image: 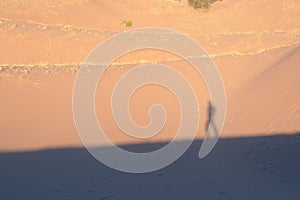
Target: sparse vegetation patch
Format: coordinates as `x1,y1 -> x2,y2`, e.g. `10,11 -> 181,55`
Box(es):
188,0 -> 222,10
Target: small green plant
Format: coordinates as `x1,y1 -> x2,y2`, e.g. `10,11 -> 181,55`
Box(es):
125,20 -> 132,27
201,7 -> 209,12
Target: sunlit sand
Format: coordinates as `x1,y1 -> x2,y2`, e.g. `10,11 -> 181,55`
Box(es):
0,0 -> 299,199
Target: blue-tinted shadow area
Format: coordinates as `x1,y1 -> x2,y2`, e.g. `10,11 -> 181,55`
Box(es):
0,133 -> 300,200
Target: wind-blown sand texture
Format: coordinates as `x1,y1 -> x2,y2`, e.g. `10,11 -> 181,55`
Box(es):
0,0 -> 299,199
0,0 -> 299,150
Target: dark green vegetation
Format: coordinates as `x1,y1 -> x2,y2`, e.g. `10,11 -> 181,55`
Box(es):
188,0 -> 222,9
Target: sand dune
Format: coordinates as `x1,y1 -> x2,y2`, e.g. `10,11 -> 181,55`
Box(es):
0,0 -> 299,150
226,46 -> 300,136
0,134 -> 299,199
0,0 -> 299,199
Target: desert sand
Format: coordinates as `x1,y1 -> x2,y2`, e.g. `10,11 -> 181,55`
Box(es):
0,0 -> 299,199
1,135 -> 300,199
0,0 -> 299,150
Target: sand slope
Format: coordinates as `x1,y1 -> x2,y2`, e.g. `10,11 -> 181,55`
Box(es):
0,1 -> 299,199
0,134 -> 299,199
226,46 -> 300,136
0,0 -> 299,151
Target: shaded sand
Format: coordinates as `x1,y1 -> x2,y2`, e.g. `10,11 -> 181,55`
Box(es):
0,134 -> 299,199
0,1 -> 300,199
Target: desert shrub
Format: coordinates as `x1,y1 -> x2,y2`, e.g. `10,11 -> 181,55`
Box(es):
188,0 -> 222,9
125,20 -> 132,27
